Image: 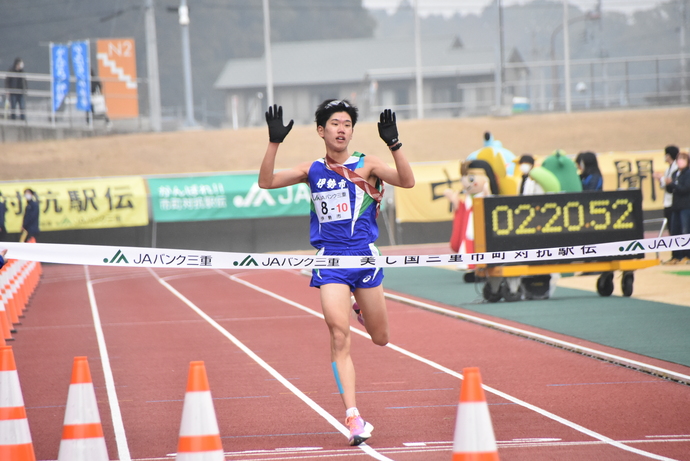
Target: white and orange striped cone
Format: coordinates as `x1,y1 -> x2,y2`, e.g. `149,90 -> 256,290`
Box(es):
176,361 -> 224,460
57,356 -> 108,461
452,367 -> 499,461
0,345 -> 36,461
0,299 -> 11,343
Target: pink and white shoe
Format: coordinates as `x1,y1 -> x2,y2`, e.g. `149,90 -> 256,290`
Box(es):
346,415 -> 373,446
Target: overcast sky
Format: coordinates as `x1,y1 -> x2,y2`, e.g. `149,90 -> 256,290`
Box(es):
362,0 -> 667,17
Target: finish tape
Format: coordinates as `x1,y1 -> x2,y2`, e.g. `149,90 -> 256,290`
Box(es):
1,234 -> 688,270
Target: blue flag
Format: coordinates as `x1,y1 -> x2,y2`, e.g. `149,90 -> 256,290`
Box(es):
51,43 -> 70,112
71,41 -> 91,111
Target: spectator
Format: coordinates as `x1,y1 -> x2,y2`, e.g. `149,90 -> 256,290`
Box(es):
5,57 -> 27,121
0,195 -> 6,241
664,151 -> 690,264
517,154 -> 544,195
20,189 -> 39,243
654,145 -> 679,232
576,151 -> 603,191
87,68 -> 110,126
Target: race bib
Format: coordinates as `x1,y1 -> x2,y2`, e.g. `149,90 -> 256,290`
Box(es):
312,188 -> 352,223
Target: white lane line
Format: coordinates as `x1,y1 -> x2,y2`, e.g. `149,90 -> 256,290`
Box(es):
148,268 -> 393,461
84,266 -> 132,461
384,292 -> 690,385
228,272 -> 679,461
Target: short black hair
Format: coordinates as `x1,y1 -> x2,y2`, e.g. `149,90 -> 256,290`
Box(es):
314,99 -> 358,127
518,154 -> 535,165
665,145 -> 679,160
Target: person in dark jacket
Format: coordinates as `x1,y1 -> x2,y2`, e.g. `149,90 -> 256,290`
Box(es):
0,196 -> 6,241
20,188 -> 39,243
5,58 -> 27,121
576,151 -> 603,191
664,151 -> 690,264
655,145 -> 680,262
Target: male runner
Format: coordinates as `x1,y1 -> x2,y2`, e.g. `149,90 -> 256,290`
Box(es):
258,99 -> 415,446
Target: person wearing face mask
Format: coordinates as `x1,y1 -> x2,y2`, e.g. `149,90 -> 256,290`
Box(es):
20,189 -> 39,243
5,58 -> 28,121
654,145 -> 680,262
663,151 -> 690,264
517,154 -> 545,195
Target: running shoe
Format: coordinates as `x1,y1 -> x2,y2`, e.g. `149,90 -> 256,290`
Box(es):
351,298 -> 365,326
346,415 -> 373,446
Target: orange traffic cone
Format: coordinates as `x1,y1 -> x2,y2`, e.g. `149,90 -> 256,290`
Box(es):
57,357 -> 108,461
0,346 -> 36,461
176,361 -> 224,460
0,299 -> 11,342
452,367 -> 499,461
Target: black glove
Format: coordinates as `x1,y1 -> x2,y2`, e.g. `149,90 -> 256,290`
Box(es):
377,109 -> 399,146
265,104 -> 294,143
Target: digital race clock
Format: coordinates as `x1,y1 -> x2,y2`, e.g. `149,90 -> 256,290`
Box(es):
474,189 -> 644,253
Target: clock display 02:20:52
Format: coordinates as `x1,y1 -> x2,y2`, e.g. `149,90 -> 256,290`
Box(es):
476,189 -> 644,252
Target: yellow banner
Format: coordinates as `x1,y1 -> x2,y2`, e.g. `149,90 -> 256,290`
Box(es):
596,150 -> 666,211
394,161 -> 461,223
395,151 -> 667,223
0,177 -> 149,232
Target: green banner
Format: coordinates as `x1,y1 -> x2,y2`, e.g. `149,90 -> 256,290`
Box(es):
148,174 -> 311,222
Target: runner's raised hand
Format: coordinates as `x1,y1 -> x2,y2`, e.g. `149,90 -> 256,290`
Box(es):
265,104 -> 294,143
377,109 -> 399,147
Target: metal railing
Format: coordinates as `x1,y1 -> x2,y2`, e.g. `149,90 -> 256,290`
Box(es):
2,51 -> 689,134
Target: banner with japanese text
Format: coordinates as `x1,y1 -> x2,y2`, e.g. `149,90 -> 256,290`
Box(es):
50,43 -> 70,112
597,151 -> 666,211
148,174 -> 311,222
0,177 -> 149,232
70,40 -> 91,111
394,152 -> 667,224
394,161 -> 460,223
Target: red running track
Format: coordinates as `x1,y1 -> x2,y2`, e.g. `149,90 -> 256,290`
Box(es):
8,263 -> 690,460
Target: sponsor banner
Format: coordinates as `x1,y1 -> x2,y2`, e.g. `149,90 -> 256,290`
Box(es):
50,43 -> 70,112
597,151 -> 666,211
394,161 -> 460,223
395,152 -> 667,224
0,177 -> 149,232
148,174 -> 311,222
96,38 -> 139,119
71,40 -> 91,111
1,234 -> 687,269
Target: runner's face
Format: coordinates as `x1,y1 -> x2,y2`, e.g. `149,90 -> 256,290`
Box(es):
318,111 -> 353,152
